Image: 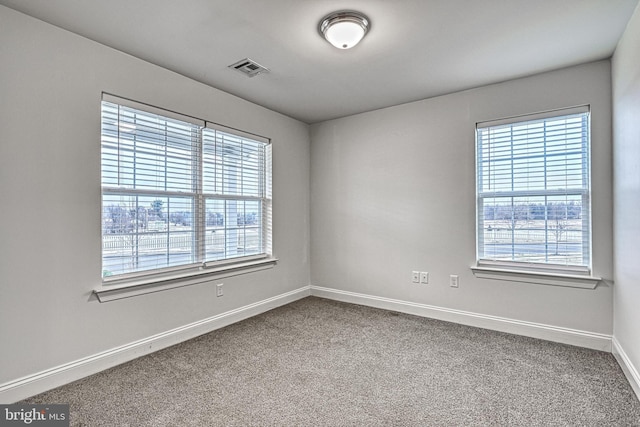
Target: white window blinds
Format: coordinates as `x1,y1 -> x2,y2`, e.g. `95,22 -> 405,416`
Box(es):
476,107 -> 591,269
101,95 -> 271,279
201,125 -> 271,263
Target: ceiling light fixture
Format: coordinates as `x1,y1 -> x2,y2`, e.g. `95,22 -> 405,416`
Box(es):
319,10 -> 370,50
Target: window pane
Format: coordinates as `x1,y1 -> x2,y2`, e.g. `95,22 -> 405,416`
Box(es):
102,194 -> 195,277
204,199 -> 263,262
477,110 -> 590,268
479,195 -> 585,266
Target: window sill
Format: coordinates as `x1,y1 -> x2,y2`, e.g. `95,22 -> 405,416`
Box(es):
470,266 -> 601,289
94,257 -> 278,302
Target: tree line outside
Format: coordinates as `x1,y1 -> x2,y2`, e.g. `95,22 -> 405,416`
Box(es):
482,201 -> 582,225
104,199 -> 581,239
481,200 -> 585,259
103,199 -> 259,234
102,198 -> 261,277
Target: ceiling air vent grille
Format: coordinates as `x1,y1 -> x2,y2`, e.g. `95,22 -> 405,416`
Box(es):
228,58 -> 269,78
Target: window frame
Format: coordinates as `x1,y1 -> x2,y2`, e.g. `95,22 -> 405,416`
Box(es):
473,106 -> 599,286
99,94 -> 274,293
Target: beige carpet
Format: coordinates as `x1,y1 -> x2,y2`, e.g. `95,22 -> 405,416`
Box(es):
24,297 -> 640,426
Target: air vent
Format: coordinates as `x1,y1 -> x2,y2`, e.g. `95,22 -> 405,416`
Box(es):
228,58 -> 269,78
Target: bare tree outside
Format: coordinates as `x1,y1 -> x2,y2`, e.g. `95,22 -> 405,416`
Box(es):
492,202 -> 532,232
548,202 -> 569,255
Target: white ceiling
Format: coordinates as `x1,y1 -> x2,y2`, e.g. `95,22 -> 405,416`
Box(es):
1,0 -> 638,124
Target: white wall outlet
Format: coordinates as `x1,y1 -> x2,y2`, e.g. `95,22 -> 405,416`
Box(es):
216,283 -> 224,297
420,272 -> 429,284
450,275 -> 459,288
412,271 -> 420,283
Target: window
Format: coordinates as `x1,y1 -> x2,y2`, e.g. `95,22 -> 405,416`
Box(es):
101,95 -> 272,280
476,107 -> 591,272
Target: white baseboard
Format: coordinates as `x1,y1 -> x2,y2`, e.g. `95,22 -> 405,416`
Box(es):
2,285 -> 620,404
310,285 -> 612,352
0,286 -> 311,404
612,336 -> 640,401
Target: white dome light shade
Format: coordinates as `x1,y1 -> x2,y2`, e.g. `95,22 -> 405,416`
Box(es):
319,11 -> 370,50
325,21 -> 365,49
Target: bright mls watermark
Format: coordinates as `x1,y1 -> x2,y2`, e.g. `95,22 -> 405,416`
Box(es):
0,405 -> 69,426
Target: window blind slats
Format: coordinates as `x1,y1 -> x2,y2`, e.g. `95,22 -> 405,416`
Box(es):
202,128 -> 265,198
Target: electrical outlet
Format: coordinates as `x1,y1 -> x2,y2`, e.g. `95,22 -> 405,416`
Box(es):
450,275 -> 459,288
216,283 -> 224,297
420,272 -> 429,284
412,271 -> 420,283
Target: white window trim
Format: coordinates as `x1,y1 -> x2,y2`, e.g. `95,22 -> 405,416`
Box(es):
475,106 -> 593,281
470,265 -> 601,289
98,94 -> 273,297
95,256 -> 278,302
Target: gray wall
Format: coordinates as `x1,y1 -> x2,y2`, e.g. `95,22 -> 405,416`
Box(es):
0,6 -> 310,384
613,2 -> 640,389
310,61 -> 613,334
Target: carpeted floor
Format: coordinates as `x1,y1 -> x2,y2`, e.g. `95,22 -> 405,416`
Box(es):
23,297 -> 640,426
